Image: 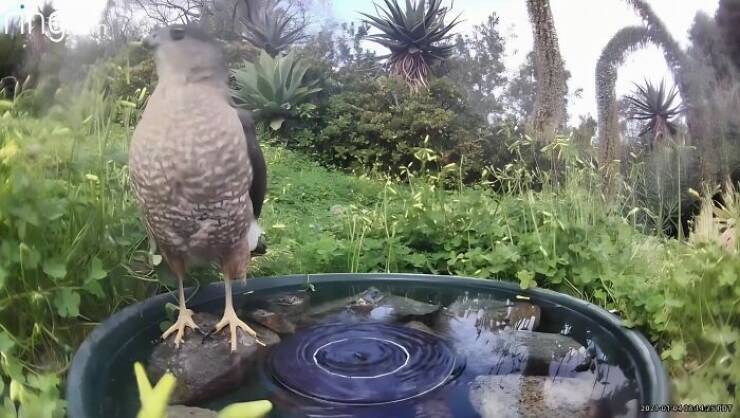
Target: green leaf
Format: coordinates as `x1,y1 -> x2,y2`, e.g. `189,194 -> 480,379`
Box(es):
0,266 -> 7,290
661,341 -> 687,362
718,265 -> 736,286
1,355 -> 24,381
517,270 -> 537,289
43,259 -> 67,280
53,289 -> 80,318
88,257 -> 108,281
0,100 -> 14,111
84,280 -> 105,298
0,331 -> 15,353
19,243 -> 41,269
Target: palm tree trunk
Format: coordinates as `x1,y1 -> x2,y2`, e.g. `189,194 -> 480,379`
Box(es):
526,0 -> 567,144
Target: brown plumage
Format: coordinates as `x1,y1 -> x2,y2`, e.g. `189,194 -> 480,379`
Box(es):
130,24 -> 262,351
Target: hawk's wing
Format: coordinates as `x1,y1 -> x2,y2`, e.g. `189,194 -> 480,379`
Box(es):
238,109 -> 267,220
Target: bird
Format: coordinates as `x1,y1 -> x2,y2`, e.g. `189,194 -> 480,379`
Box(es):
129,24 -> 266,351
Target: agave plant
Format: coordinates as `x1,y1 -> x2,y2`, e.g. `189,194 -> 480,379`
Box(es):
626,79 -> 683,147
361,0 -> 460,91
238,0 -> 307,57
231,50 -> 321,130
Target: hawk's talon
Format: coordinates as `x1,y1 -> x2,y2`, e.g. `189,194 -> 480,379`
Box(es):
162,309 -> 198,347
215,308 -> 257,351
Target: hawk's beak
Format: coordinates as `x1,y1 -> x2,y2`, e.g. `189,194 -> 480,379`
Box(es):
142,35 -> 159,50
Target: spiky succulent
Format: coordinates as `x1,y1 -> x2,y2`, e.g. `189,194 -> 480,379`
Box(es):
231,50 -> 321,130
238,0 -> 307,57
626,79 -> 683,145
361,0 -> 460,91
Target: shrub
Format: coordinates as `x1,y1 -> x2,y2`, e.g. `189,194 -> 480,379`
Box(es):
284,75 -> 498,182
0,29 -> 25,80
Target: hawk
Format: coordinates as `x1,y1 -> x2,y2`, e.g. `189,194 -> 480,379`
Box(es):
129,24 -> 266,351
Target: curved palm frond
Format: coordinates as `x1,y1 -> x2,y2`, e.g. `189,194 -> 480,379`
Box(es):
595,26 -> 651,166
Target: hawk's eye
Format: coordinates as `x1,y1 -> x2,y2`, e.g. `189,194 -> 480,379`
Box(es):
170,27 -> 186,41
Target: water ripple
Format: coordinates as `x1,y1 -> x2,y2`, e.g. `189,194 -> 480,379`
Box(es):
269,322 -> 463,405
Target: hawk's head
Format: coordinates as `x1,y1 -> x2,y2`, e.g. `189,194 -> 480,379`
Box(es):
143,24 -> 227,83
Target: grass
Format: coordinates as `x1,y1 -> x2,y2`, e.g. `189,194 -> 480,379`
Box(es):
0,80 -> 737,416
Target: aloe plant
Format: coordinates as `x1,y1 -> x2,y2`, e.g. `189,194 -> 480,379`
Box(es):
238,0 -> 307,57
231,50 -> 321,130
361,0 -> 460,91
626,79 -> 683,146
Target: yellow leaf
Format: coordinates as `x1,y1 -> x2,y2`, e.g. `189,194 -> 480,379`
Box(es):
218,400 -> 273,418
134,362 -> 177,418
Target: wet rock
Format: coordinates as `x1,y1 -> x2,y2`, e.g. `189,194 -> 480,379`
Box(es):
404,321 -> 437,335
445,295 -> 541,331
351,287 -> 387,308
308,287 -> 440,323
441,308 -> 590,375
469,374 -> 603,418
148,312 -> 279,405
491,330 -> 591,376
166,405 -> 217,418
307,287 -> 384,318
369,296 -> 440,321
265,292 -> 310,318
248,309 -> 296,334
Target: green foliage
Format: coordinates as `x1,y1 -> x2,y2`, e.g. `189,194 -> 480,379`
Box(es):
362,0 -> 460,90
283,75 -> 499,181
104,44 -> 157,108
0,76 -> 153,416
232,50 -> 321,130
0,25 -> 25,80
505,51 -> 537,125
440,14 -> 508,122
716,0 -> 740,71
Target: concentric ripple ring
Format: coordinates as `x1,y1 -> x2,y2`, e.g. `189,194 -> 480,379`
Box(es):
269,322 -> 462,405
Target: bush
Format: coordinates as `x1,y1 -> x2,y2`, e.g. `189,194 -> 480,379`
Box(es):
282,75 -> 500,182
0,30 -> 25,81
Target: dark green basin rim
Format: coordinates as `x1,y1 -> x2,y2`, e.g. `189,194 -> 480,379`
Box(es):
67,273 -> 669,418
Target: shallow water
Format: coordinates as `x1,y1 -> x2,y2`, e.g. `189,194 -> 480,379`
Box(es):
101,282 -> 641,418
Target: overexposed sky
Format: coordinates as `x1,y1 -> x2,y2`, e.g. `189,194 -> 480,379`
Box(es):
1,0 -> 720,123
